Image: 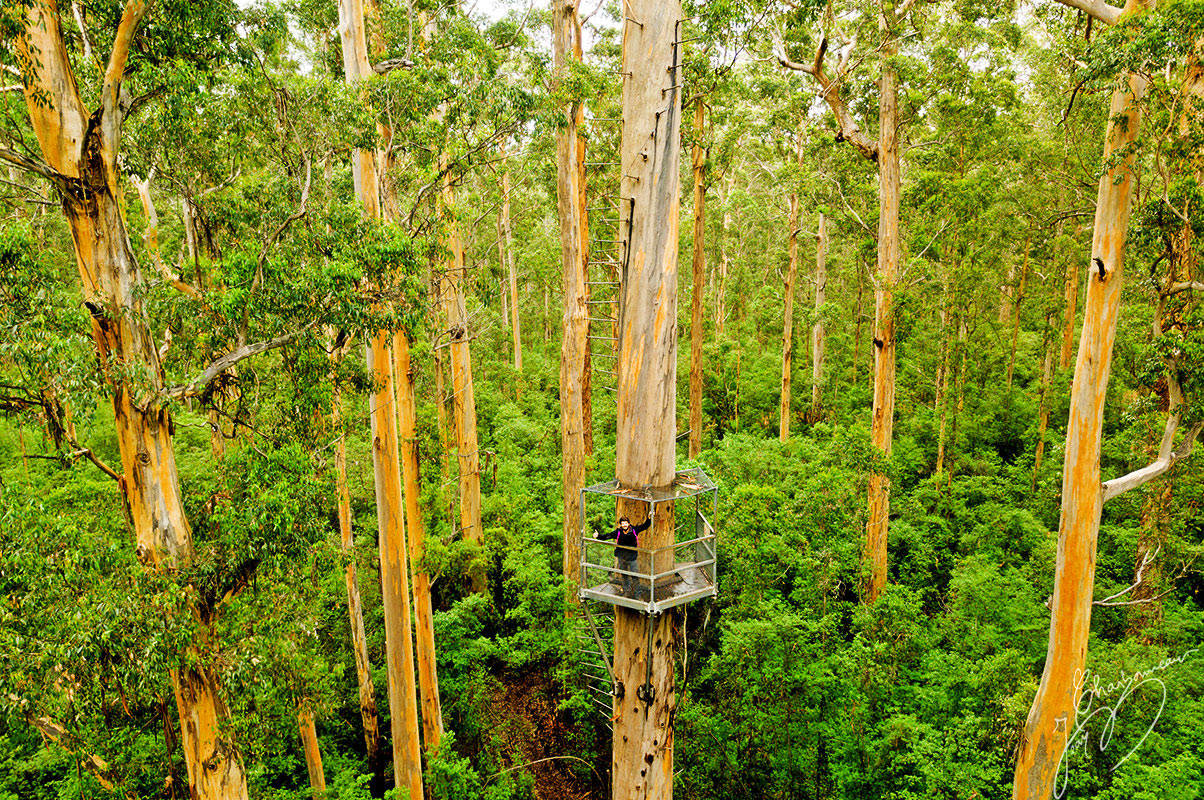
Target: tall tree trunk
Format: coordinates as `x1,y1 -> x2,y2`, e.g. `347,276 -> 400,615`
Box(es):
438,160 -> 486,593
865,35 -> 900,604
554,0 -> 588,603
689,96 -> 706,458
580,108 -> 594,457
336,3 -> 424,797
1013,1 -> 1149,791
947,317 -> 968,482
810,212 -> 827,422
500,161 -> 521,373
613,4 -> 682,800
394,333 -> 444,752
297,701 -> 327,800
780,124 -> 803,442
331,377 -> 384,784
430,295 -> 456,530
14,5 -> 249,797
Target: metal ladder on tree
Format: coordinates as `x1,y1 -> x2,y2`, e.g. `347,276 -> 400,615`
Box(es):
584,112 -> 624,400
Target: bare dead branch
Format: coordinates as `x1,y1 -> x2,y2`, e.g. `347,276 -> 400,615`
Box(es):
1167,281 -> 1204,296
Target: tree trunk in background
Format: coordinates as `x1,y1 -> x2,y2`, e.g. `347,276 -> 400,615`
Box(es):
331,377 -> 384,785
1014,0 -> 1149,790
437,159 -> 485,593
1007,231 -> 1031,387
852,260 -> 864,386
780,123 -> 803,443
297,701 -> 327,800
865,35 -> 900,604
394,333 -> 444,752
689,96 -> 706,459
947,317 -> 968,481
337,2 -> 424,797
1032,339 -> 1054,492
810,212 -> 827,422
15,5 -> 249,797
613,3 -> 682,799
497,143 -> 522,375
554,0 -> 588,603
431,301 -> 456,529
935,275 -> 950,475
716,186 -> 731,341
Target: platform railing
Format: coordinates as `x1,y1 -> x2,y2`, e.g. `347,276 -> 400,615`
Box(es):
579,521 -> 718,614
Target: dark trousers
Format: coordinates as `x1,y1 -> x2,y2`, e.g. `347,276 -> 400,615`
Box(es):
615,551 -> 638,596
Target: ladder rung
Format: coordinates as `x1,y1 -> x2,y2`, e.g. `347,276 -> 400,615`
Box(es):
587,317 -> 615,323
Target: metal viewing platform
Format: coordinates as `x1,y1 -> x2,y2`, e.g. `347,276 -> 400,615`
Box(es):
578,467 -> 718,615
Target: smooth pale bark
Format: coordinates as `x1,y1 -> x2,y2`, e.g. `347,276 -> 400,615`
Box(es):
810,212 -> 826,421
689,97 -> 706,458
438,157 -> 486,593
498,147 -> 522,373
394,333 -> 444,752
331,378 -> 383,776
554,0 -> 588,602
865,38 -> 900,604
613,3 -> 682,799
1013,0 -> 1149,791
13,4 -> 248,796
297,701 -> 327,800
336,2 -> 424,796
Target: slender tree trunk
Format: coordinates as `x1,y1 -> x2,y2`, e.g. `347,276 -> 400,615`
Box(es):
1013,2 -> 1149,791
613,3 -> 682,799
1032,336 -> 1054,492
810,212 -> 827,422
430,296 -> 455,529
947,317 -> 968,482
864,35 -> 900,604
501,174 -> 521,374
689,96 -> 706,458
852,259 -> 864,386
438,160 -> 486,593
554,0 -> 588,603
331,378 -> 384,782
1007,231 -> 1031,388
297,701 -> 327,800
337,3 -> 424,797
578,76 -> 594,457
780,124 -> 803,442
394,333 -> 444,752
935,275 -> 950,475
15,5 -> 249,797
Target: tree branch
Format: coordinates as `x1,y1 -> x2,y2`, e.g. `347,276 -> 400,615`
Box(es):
1103,420 -> 1203,502
1053,0 -> 1123,25
165,325 -> 315,400
1167,281 -> 1204,296
101,1 -> 149,104
0,147 -> 61,183
773,29 -> 878,162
